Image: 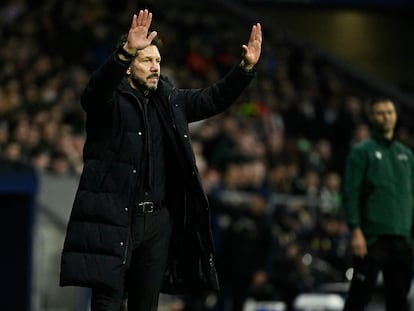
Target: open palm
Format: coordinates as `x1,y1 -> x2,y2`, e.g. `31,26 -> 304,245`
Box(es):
242,23 -> 262,68
125,9 -> 157,51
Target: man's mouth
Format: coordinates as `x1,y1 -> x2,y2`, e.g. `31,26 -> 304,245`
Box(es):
147,74 -> 159,81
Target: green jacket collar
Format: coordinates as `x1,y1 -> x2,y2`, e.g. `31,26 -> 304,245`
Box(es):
371,128 -> 394,147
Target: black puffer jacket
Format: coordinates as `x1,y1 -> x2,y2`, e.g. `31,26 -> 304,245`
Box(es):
59,49 -> 255,293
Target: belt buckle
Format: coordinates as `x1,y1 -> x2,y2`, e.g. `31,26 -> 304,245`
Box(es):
138,201 -> 154,213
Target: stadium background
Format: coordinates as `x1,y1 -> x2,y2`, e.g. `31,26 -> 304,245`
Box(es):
0,0 -> 413,310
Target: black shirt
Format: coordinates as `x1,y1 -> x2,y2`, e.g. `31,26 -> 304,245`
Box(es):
132,88 -> 166,202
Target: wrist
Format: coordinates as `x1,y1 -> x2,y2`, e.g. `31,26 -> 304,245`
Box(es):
117,42 -> 137,61
352,228 -> 363,237
239,60 -> 255,73
122,42 -> 138,56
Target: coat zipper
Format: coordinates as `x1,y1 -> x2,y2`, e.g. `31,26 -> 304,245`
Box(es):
118,90 -> 143,266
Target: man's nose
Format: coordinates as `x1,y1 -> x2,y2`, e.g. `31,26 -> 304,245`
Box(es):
150,62 -> 159,71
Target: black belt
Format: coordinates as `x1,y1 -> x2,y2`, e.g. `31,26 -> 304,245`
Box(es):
136,201 -> 164,213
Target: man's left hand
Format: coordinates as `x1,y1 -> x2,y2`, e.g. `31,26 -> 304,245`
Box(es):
241,23 -> 263,70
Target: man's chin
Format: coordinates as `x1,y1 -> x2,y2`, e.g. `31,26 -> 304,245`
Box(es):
145,79 -> 159,90
147,84 -> 158,91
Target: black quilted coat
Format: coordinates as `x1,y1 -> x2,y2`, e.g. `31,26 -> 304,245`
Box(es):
59,49 -> 255,294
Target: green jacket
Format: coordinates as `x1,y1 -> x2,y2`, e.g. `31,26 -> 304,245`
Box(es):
343,130 -> 414,246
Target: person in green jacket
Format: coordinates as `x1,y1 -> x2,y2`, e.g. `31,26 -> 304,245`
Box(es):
342,98 -> 414,311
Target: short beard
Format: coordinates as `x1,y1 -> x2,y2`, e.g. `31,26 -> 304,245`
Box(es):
130,74 -> 158,92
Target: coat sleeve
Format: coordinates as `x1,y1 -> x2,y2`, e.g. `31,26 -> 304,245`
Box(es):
342,146 -> 367,230
179,65 -> 255,123
80,49 -> 131,113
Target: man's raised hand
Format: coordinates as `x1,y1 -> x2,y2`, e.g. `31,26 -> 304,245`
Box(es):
241,23 -> 262,70
124,9 -> 157,54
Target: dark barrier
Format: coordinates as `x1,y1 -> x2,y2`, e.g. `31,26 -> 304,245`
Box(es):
0,159 -> 38,311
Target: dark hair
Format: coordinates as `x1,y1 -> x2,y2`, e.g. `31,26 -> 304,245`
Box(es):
366,97 -> 397,114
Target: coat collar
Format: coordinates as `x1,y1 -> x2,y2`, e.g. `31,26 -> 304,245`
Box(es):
371,128 -> 394,147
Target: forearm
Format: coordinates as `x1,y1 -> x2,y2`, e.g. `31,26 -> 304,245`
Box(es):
81,48 -> 131,112
344,200 -> 361,230
212,63 -> 256,104
343,149 -> 366,230
343,194 -> 362,230
187,64 -> 255,121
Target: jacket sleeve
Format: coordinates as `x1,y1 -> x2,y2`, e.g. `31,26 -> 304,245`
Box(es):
180,65 -> 255,123
342,146 -> 367,230
80,49 -> 131,113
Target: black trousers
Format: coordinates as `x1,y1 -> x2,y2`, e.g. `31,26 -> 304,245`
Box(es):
344,236 -> 412,311
90,206 -> 173,311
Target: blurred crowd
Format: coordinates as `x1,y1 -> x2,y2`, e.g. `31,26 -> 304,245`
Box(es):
1,0 -> 414,310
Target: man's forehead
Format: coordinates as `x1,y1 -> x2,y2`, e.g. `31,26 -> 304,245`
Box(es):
374,100 -> 394,109
136,45 -> 161,58
373,101 -> 395,111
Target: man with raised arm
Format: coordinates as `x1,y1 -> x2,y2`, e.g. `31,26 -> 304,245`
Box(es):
60,9 -> 262,311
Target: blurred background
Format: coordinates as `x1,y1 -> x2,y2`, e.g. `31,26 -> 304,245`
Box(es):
0,0 -> 413,310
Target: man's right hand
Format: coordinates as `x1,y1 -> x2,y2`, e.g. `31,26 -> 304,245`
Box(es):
351,228 -> 367,258
123,9 -> 157,55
